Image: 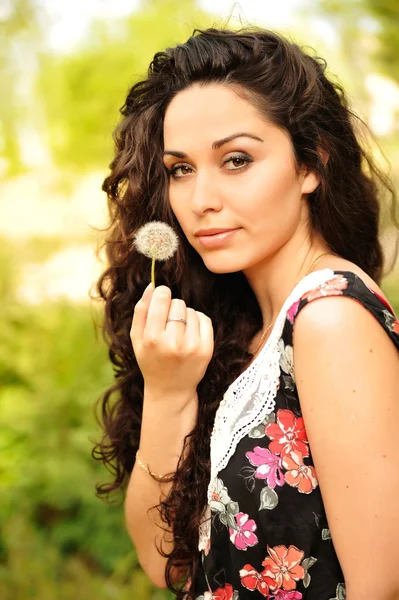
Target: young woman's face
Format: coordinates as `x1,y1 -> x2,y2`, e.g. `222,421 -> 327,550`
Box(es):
163,83 -> 319,274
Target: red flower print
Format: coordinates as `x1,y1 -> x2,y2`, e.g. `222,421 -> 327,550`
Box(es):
273,590 -> 303,599
212,583 -> 234,600
371,288 -> 396,316
240,564 -> 273,597
265,409 -> 309,459
229,512 -> 258,550
287,299 -> 300,324
301,274 -> 348,302
246,446 -> 285,488
282,450 -> 318,494
382,309 -> 399,336
262,545 -> 305,591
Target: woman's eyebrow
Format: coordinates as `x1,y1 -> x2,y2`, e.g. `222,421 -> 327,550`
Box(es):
212,132 -> 264,149
163,132 -> 264,158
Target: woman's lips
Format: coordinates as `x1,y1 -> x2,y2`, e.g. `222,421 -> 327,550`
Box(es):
197,228 -> 241,248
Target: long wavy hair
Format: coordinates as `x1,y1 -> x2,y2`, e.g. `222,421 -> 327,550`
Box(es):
93,27 -> 398,597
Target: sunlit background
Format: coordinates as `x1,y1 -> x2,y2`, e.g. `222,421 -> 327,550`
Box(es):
1,1 -> 398,598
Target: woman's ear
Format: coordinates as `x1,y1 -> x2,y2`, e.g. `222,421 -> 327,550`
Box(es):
301,169 -> 321,195
301,147 -> 329,194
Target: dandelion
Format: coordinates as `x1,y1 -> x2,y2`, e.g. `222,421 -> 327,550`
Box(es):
133,221 -> 179,286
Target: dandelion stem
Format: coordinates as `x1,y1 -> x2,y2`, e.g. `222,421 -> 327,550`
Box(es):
151,256 -> 156,287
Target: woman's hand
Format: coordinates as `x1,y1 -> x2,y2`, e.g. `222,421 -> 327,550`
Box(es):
130,283 -> 214,400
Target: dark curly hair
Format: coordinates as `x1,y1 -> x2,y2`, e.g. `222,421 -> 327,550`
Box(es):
93,27 -> 398,598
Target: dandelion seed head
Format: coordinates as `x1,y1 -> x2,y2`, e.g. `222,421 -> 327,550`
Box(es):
133,221 -> 179,261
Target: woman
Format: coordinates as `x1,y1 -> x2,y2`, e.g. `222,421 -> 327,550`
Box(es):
94,28 -> 399,600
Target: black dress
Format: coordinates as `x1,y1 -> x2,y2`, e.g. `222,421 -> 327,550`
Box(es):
192,270 -> 399,600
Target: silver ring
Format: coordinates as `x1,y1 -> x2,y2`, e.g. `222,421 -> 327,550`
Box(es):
166,317 -> 187,325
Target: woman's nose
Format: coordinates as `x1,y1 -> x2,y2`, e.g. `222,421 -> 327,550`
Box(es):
190,171 -> 223,215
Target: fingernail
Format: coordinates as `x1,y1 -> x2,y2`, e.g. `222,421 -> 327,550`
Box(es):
155,285 -> 170,296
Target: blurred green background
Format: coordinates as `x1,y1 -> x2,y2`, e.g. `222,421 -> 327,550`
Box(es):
1,0 -> 398,598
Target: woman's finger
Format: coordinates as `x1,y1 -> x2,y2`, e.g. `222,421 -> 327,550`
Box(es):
165,299 -> 187,347
196,311 -> 214,356
144,285 -> 172,342
184,307 -> 200,350
130,283 -> 154,343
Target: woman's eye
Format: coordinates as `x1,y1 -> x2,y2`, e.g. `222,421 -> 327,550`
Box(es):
225,154 -> 252,170
168,164 -> 192,179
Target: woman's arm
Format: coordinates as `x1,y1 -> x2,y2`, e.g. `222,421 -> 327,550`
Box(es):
127,283 -> 214,588
293,295 -> 399,600
125,389 -> 197,589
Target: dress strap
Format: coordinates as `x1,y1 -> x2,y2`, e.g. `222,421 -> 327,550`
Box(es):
287,270 -> 399,350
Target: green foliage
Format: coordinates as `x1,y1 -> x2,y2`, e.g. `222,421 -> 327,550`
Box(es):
0,0 -> 42,175
0,515 -> 167,600
382,271 -> 399,316
316,0 -> 399,83
358,0 -> 399,82
0,246 -> 172,597
37,0 -> 212,172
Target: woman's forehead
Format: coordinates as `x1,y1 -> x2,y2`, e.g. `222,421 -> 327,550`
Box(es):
163,84 -> 276,149
165,83 -> 256,119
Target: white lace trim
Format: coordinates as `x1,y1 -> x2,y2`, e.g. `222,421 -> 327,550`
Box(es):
198,268 -> 335,551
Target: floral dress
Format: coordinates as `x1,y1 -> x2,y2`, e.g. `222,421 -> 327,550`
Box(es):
191,270 -> 399,600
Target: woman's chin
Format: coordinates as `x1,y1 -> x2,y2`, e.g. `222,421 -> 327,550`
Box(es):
201,255 -> 247,274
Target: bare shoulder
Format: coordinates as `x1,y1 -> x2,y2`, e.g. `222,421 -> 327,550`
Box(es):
292,254 -> 399,381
